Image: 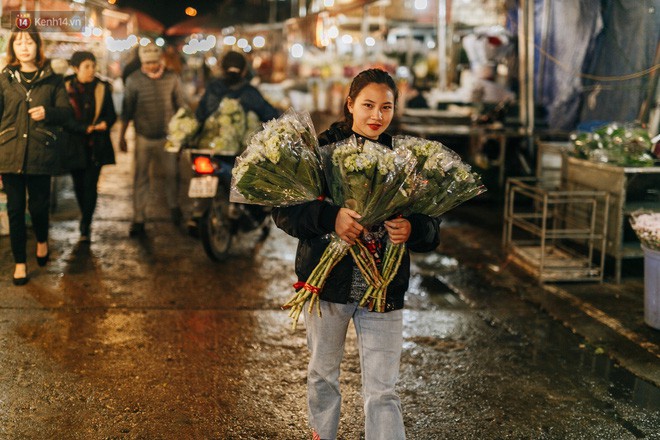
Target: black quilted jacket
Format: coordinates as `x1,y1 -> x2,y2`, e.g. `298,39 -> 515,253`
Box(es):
0,64 -> 72,175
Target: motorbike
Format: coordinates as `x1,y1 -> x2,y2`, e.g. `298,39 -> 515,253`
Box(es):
186,149 -> 271,261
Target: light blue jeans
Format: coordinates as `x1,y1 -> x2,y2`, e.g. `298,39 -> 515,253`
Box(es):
304,300 -> 405,440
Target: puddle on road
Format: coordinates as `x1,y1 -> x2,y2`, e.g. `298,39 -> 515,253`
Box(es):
421,275 -> 660,414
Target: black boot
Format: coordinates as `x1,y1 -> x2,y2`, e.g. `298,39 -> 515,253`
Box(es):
80,222 -> 91,243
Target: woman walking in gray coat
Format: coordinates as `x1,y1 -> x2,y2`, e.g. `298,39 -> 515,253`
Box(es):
0,29 -> 73,285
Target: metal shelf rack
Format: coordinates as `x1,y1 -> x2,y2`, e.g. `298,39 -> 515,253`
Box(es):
503,177 -> 609,284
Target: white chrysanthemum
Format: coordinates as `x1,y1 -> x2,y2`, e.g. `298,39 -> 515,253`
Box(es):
631,213 -> 660,250
413,141 -> 433,157
218,115 -> 233,127
199,98 -> 251,153
220,98 -> 242,114
264,140 -> 281,163
453,164 -> 474,182
343,152 -> 376,172
376,151 -> 396,175
166,107 -> 199,150
332,142 -> 362,166
395,136 -> 449,159
423,153 -> 443,174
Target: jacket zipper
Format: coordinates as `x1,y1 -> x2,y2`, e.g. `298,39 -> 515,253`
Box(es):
13,73 -> 32,173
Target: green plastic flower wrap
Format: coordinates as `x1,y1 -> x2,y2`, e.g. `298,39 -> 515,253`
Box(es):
230,109 -> 324,207
570,123 -> 655,167
359,135 -> 487,312
281,136 -> 417,328
164,107 -> 200,153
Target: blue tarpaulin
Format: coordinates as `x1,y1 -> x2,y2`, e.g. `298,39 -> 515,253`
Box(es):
525,0 -> 659,130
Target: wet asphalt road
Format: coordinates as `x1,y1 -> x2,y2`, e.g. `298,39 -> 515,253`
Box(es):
1,139 -> 659,439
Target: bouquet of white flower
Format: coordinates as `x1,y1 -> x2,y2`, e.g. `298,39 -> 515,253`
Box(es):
198,98 -> 261,155
165,107 -> 200,153
230,109 -> 324,206
359,135 -> 486,312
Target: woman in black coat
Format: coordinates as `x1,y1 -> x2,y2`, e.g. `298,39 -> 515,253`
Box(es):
64,51 -> 117,242
0,29 -> 73,285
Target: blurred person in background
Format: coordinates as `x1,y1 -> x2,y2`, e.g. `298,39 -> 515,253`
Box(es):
64,51 -> 117,243
0,29 -> 73,285
121,46 -> 141,84
119,43 -> 185,237
163,45 -> 184,75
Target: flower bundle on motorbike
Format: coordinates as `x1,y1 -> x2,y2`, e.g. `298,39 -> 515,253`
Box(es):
164,107 -> 200,153
358,135 -> 486,312
198,97 -> 261,155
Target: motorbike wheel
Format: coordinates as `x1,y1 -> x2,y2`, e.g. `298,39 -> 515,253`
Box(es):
200,196 -> 232,262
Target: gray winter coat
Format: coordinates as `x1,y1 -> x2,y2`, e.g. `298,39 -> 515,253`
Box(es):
0,64 -> 73,175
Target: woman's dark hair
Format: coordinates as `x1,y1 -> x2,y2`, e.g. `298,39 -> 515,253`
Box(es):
221,51 -> 247,86
342,68 -> 398,127
69,51 -> 96,68
6,29 -> 46,69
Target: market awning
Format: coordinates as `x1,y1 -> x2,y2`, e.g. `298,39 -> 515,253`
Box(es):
165,13 -> 224,36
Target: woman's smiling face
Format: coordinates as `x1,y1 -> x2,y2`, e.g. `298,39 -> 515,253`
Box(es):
347,82 -> 395,140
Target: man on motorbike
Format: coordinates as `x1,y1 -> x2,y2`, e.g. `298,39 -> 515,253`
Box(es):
189,51 -> 280,249
196,51 -> 279,126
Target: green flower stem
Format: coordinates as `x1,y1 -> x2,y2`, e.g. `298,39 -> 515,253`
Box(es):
349,240 -> 383,288
359,242 -> 406,312
282,235 -> 350,330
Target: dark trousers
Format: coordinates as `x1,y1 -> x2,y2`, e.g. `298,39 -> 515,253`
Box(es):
71,165 -> 102,234
1,173 -> 51,264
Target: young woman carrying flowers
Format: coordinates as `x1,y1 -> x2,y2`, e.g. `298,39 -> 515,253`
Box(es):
272,69 -> 440,440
